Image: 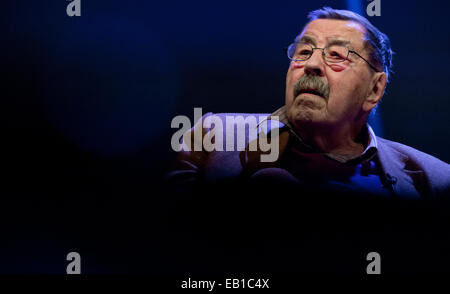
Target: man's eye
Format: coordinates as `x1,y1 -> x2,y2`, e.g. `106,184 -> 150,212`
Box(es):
328,51 -> 344,59
329,51 -> 341,57
298,50 -> 312,55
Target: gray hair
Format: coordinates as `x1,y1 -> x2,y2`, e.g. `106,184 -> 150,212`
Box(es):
303,7 -> 394,83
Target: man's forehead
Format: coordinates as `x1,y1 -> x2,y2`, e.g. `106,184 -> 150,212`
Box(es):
298,19 -> 366,47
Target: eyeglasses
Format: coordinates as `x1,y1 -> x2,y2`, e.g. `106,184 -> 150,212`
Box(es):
286,42 -> 380,72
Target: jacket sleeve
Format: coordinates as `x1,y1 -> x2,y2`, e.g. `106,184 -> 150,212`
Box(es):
166,112 -> 213,188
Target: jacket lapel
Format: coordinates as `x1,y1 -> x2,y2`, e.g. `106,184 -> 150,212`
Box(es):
241,127 -> 290,174
376,138 -> 423,199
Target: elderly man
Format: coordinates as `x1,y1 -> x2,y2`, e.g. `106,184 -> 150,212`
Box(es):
169,7 -> 449,200
167,7 -> 450,273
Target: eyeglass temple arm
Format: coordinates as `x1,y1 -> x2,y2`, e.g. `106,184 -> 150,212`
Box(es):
348,50 -> 380,72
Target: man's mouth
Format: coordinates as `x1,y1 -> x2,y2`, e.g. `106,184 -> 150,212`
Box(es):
297,88 -> 324,98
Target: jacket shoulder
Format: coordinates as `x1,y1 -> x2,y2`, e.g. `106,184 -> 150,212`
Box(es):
204,112 -> 271,123
198,112 -> 272,146
377,137 -> 448,167
377,137 -> 450,196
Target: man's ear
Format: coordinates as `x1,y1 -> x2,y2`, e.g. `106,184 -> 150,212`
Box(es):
363,72 -> 387,112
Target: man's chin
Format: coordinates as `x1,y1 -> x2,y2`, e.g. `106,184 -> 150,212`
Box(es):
294,94 -> 326,108
289,97 -> 324,117
287,106 -> 320,125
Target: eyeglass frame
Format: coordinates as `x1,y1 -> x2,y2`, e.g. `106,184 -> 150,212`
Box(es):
286,42 -> 380,72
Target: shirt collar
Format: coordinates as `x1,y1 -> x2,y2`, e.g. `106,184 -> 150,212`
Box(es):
261,106 -> 378,164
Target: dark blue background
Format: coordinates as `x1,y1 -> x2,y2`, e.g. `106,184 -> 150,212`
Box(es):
2,0 -> 450,273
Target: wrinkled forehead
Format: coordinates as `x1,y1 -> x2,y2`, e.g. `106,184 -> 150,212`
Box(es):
295,19 -> 367,51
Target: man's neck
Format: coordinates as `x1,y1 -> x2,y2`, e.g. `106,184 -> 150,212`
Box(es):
293,121 -> 367,156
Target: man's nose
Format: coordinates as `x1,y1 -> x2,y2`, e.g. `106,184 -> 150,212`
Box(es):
304,49 -> 325,76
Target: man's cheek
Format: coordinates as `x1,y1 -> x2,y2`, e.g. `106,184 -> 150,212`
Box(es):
287,70 -> 296,84
288,65 -> 304,80
329,64 -> 346,72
